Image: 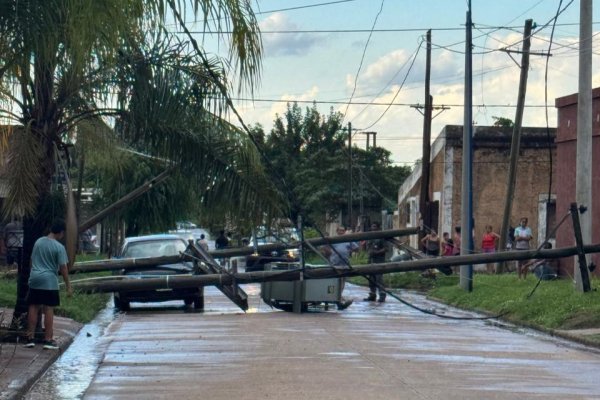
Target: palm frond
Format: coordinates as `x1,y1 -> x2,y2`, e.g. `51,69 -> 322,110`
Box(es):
118,39 -> 284,223
2,124 -> 43,218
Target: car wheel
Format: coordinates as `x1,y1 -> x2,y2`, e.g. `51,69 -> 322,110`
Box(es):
193,296 -> 204,310
184,296 -> 204,310
114,294 -> 130,311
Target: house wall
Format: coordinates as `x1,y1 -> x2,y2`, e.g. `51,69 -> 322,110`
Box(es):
398,125 -> 556,258
450,145 -> 556,250
554,88 -> 600,276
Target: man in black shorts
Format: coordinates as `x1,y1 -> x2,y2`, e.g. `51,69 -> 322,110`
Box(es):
23,219 -> 72,350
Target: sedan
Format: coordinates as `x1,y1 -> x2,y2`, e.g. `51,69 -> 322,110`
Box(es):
113,234 -> 203,311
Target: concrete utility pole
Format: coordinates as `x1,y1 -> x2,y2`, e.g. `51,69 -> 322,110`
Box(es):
460,2 -> 474,291
361,131 -> 377,150
575,0 -> 593,292
348,122 -> 353,228
497,19 -> 533,273
419,30 -> 433,245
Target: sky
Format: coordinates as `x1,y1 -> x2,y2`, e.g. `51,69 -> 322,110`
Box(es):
190,0 -> 600,166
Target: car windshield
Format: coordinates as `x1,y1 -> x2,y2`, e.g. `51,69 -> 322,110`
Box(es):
253,228 -> 299,244
123,239 -> 187,258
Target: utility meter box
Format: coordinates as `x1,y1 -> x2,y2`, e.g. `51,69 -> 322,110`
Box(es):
261,262 -> 342,311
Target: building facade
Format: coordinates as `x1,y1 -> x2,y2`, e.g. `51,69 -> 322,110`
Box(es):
554,88 -> 600,276
396,125 -> 556,258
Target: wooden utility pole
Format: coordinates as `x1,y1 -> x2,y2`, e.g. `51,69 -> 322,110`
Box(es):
497,19 -> 533,273
575,0 -> 593,292
419,29 -> 433,244
78,167 -> 174,233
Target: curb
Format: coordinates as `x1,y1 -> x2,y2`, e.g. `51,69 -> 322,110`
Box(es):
0,310 -> 82,400
425,294 -> 600,351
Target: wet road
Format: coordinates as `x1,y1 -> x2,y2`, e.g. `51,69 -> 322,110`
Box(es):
29,283 -> 600,399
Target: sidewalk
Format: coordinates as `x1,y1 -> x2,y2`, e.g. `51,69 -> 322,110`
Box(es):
0,308 -> 81,400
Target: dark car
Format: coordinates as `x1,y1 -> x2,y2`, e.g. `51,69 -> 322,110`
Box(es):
245,246 -> 299,272
245,233 -> 300,273
113,234 -> 203,311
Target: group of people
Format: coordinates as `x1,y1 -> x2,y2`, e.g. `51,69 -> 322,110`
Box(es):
418,217 -> 544,278
420,227 -> 463,259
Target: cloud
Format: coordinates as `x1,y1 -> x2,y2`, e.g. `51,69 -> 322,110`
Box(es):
259,13 -> 320,57
237,30 -> 600,166
235,86 -> 321,131
346,49 -> 424,94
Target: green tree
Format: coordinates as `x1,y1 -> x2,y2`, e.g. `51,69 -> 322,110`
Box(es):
492,116 -> 514,128
0,0 -> 279,327
261,103 -> 411,227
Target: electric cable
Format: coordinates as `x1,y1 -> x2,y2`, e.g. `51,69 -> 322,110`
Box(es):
525,210 -> 573,299
356,39 -> 422,131
543,0 -> 563,216
349,39 -> 423,123
306,222 -> 509,321
342,0 -> 386,125
170,1 -> 583,321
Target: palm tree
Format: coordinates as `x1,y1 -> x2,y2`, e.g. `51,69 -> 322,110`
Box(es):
0,0 -> 281,328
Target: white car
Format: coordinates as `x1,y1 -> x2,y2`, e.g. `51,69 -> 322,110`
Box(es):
113,234 -> 203,311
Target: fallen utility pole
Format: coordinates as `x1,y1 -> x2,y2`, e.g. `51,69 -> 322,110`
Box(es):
72,227 -> 420,273
73,243 -> 600,294
78,167 -> 175,234
570,203 -> 591,292
187,241 -> 249,310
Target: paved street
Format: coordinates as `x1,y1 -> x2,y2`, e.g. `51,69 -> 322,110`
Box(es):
66,283 -> 600,399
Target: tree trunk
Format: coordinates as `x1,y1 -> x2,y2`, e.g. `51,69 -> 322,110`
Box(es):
11,136 -> 58,333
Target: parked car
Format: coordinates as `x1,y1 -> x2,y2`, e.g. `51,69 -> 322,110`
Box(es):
113,234 -> 203,311
170,226 -> 215,250
79,229 -> 99,253
245,230 -> 300,273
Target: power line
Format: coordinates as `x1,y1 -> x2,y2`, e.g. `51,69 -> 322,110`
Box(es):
342,0 -> 386,123
231,97 -> 553,108
253,0 -> 357,16
357,39 -> 422,130
166,0 -> 358,27
180,22 -> 599,35
243,63 -> 516,108
349,40 -> 423,123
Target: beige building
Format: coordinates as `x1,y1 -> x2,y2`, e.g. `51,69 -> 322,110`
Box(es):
396,125 -> 556,253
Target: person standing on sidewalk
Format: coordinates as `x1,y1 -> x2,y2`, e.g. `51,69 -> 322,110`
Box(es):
326,225 -> 357,310
23,219 -> 72,350
420,230 -> 441,257
364,222 -> 387,303
514,217 -> 533,279
481,225 -> 501,274
196,234 -> 209,252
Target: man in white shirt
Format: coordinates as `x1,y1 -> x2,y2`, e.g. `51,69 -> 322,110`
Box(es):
514,217 -> 533,279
